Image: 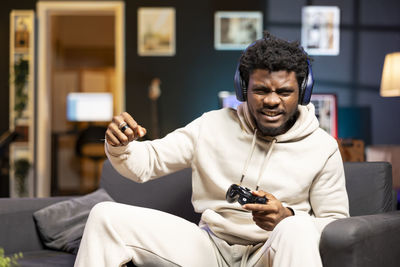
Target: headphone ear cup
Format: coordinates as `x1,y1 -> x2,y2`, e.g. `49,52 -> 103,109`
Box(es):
234,41 -> 258,102
300,60 -> 314,105
234,65 -> 246,101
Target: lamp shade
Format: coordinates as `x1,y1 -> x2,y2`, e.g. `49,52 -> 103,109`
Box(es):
380,52 -> 400,97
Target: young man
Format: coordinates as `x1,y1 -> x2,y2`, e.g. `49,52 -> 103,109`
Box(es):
74,32 -> 349,267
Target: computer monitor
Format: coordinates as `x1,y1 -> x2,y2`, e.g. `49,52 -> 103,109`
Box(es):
218,91 -> 243,109
67,92 -> 113,122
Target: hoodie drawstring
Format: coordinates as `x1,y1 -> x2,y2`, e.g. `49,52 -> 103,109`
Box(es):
239,245 -> 253,267
239,130 -> 277,190
239,129 -> 258,184
255,138 -> 277,190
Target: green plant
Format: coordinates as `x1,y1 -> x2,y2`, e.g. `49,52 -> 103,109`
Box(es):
0,248 -> 22,267
13,58 -> 29,119
14,159 -> 30,197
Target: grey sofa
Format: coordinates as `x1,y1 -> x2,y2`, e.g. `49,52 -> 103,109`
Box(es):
0,160 -> 399,267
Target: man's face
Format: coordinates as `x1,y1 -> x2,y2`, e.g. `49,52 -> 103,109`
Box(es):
246,69 -> 299,136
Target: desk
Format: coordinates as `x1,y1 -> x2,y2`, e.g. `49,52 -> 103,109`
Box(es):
366,145 -> 400,190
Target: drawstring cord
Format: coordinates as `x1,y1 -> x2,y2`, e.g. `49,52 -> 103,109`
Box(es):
239,245 -> 253,267
239,129 -> 258,185
239,129 -> 277,190
255,138 -> 277,191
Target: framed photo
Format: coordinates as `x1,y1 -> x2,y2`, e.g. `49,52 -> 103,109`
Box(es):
310,94 -> 338,138
214,11 -> 263,50
138,7 -> 175,56
9,142 -> 33,198
301,6 -> 340,56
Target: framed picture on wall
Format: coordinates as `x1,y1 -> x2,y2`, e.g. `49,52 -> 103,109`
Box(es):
214,11 -> 263,50
301,6 -> 340,56
310,93 -> 338,138
138,7 -> 175,56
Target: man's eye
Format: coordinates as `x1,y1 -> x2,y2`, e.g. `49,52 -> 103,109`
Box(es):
278,91 -> 293,96
253,89 -> 266,94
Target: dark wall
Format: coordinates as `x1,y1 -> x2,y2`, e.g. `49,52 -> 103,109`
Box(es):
266,0 -> 400,145
125,0 -> 266,135
1,0 -> 399,145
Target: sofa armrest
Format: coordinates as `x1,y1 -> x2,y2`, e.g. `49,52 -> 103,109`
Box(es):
320,211 -> 400,267
0,197 -> 71,254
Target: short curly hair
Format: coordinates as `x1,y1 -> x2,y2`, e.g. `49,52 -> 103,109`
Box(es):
239,31 -> 311,92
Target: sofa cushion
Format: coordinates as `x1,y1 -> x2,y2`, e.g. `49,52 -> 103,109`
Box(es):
0,196 -> 71,254
33,188 -> 114,254
344,161 -> 393,216
100,160 -> 201,223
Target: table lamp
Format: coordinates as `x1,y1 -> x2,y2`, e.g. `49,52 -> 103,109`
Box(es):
380,52 -> 400,97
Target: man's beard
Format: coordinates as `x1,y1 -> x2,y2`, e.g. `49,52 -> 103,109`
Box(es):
256,110 -> 299,136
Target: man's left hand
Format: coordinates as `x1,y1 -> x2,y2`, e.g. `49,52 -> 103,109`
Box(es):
243,190 -> 293,231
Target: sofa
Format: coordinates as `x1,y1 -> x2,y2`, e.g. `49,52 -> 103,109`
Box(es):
0,160 -> 399,267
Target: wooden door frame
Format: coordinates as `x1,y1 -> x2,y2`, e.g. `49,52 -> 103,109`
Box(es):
36,1 -> 125,197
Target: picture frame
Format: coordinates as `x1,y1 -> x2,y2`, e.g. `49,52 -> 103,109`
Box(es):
214,11 -> 263,50
301,6 -> 340,56
310,94 -> 338,138
9,142 -> 34,198
138,7 -> 175,56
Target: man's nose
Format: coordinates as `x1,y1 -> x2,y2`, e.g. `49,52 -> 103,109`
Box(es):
263,92 -> 281,106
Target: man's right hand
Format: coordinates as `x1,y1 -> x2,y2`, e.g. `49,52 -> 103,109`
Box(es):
106,112 -> 147,147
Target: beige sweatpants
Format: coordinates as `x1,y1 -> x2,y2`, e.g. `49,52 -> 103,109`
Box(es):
74,202 -> 323,267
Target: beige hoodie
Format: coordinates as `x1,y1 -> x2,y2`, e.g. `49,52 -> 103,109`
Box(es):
105,103 -> 349,245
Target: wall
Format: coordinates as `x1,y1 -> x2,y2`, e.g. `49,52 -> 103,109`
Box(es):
266,0 -> 400,145
0,0 -> 399,145
124,0 -> 267,135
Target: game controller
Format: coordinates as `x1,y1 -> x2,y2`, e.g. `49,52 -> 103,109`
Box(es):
226,184 -> 267,205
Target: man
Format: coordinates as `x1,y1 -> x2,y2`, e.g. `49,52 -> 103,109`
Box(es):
74,32 -> 349,267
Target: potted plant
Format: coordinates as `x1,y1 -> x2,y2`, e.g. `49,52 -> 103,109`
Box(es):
0,247 -> 22,267
12,58 -> 29,120
13,158 -> 30,197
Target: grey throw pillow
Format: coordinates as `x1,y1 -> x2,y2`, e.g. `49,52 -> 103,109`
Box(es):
33,188 -> 114,254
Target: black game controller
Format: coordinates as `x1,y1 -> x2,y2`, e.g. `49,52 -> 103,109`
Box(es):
226,184 -> 267,205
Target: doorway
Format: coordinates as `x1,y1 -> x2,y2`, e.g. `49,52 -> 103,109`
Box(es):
37,1 -> 125,197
